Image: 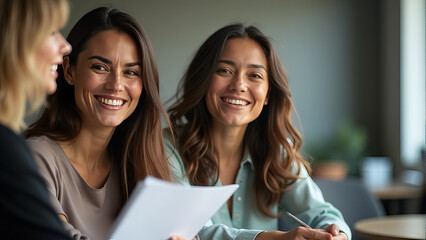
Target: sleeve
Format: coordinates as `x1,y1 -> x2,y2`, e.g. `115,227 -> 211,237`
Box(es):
27,138 -> 91,240
163,133 -> 264,240
198,224 -> 263,240
279,163 -> 352,239
0,130 -> 72,240
163,134 -> 191,187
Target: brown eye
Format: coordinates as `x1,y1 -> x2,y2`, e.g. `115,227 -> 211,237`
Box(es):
90,64 -> 107,71
124,70 -> 139,76
216,68 -> 233,75
252,73 -> 262,78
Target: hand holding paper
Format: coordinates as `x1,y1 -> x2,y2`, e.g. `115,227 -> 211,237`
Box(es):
109,177 -> 238,240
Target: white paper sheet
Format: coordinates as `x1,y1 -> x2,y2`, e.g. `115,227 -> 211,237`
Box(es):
108,176 -> 239,240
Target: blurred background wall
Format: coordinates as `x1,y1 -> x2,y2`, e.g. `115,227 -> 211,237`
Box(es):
32,0 -> 423,177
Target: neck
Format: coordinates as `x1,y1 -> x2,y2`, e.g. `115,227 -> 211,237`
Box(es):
211,123 -> 247,165
60,124 -> 115,170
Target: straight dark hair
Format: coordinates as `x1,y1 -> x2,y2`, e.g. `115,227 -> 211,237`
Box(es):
25,7 -> 172,203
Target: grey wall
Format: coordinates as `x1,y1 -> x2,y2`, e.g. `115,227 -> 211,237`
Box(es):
60,0 -> 394,165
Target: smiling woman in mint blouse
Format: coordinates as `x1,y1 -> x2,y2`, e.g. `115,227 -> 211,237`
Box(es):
166,23 -> 351,240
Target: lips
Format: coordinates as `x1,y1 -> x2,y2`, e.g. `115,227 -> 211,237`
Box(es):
221,97 -> 249,106
95,96 -> 125,106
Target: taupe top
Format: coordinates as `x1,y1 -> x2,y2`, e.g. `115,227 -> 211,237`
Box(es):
27,136 -> 121,240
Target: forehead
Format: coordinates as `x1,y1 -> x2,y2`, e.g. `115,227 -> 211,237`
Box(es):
220,37 -> 267,66
81,29 -> 140,61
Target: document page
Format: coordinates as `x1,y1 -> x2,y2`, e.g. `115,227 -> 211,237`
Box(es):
109,176 -> 239,240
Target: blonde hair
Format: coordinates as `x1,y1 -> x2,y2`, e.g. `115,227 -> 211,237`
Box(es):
0,0 -> 69,132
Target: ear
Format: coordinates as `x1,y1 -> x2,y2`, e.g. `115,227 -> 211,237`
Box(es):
264,86 -> 271,106
62,56 -> 75,85
264,92 -> 269,106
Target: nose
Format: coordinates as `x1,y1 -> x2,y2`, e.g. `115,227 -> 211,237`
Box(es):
56,32 -> 71,56
62,41 -> 72,55
105,71 -> 124,92
230,73 -> 247,92
58,33 -> 72,55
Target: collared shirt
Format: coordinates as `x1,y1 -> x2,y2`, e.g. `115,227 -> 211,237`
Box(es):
164,134 -> 351,240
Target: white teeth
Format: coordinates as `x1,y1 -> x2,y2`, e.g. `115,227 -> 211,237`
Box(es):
97,97 -> 124,106
223,98 -> 248,106
50,64 -> 58,71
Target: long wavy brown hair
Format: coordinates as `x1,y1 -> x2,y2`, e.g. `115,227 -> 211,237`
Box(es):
168,23 -> 311,217
25,7 -> 171,204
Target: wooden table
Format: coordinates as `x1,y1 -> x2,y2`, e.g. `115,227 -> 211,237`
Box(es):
354,214 -> 426,240
370,184 -> 423,215
371,185 -> 423,200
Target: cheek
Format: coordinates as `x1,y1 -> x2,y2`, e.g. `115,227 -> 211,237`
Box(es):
206,87 -> 219,111
129,81 -> 143,99
35,47 -> 49,67
254,84 -> 269,102
207,77 -> 226,100
77,71 -> 104,90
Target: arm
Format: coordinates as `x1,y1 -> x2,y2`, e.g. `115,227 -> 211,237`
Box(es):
0,127 -> 71,240
165,134 -> 347,240
26,137 -> 91,240
279,163 -> 351,239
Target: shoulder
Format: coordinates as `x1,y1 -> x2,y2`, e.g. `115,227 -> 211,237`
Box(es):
290,161 -> 309,178
26,135 -> 58,151
162,129 -> 182,166
162,128 -> 174,148
26,135 -> 66,173
0,124 -> 29,154
26,135 -> 61,159
0,124 -> 37,174
162,128 -> 189,185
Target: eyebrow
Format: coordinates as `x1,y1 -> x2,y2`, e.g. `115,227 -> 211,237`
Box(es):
88,56 -> 142,67
218,59 -> 266,70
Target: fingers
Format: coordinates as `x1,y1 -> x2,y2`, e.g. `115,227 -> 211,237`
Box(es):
324,224 -> 340,236
292,226 -> 333,240
332,232 -> 348,240
168,236 -> 188,240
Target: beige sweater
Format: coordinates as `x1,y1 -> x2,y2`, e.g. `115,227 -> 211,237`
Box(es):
27,136 -> 121,240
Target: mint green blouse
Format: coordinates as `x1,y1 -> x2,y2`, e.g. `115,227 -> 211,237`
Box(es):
164,135 -> 351,240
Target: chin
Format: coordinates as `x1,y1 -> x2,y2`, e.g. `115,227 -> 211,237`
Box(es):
45,81 -> 57,95
101,119 -> 124,127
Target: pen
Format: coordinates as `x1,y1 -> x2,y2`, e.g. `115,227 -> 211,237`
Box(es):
286,212 -> 312,229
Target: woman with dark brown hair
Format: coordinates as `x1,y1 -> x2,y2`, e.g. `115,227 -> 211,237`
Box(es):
166,23 -> 351,240
25,7 -> 186,240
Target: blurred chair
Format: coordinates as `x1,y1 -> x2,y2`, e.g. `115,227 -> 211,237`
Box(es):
314,177 -> 385,240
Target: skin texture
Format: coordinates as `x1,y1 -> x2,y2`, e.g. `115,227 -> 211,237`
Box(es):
35,27 -> 71,94
206,37 -> 269,130
64,29 -> 142,130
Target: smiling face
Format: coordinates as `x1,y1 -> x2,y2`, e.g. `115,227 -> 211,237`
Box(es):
36,28 -> 71,94
64,29 -> 142,128
206,37 -> 269,129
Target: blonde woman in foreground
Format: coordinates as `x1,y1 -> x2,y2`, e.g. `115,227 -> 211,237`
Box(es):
0,0 -> 72,239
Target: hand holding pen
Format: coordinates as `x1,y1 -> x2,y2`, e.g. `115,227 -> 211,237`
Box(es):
285,212 -> 347,240
286,212 -> 312,229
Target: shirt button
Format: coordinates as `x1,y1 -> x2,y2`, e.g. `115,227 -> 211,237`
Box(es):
234,214 -> 239,219
237,197 -> 242,201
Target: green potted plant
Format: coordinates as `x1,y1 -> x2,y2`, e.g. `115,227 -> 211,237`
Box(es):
308,120 -> 367,179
